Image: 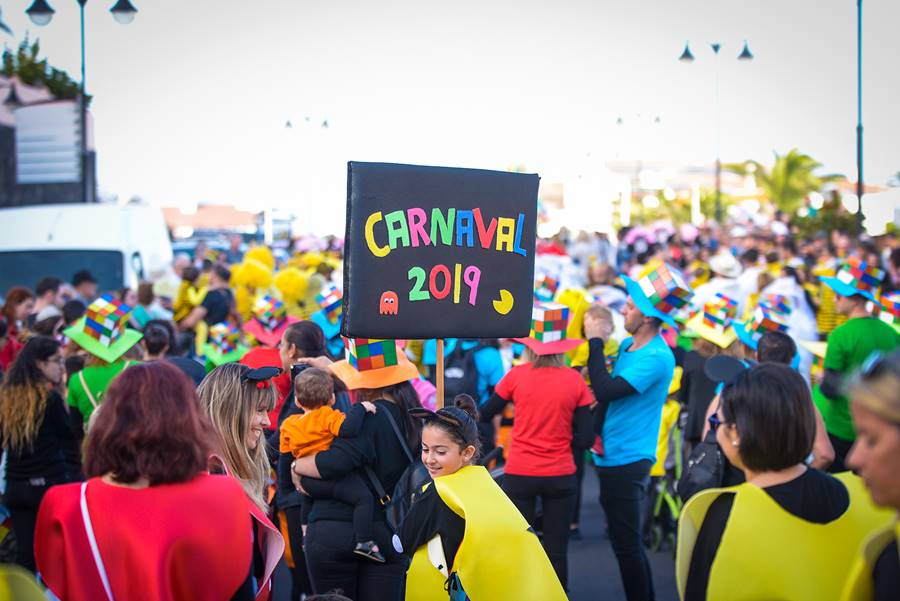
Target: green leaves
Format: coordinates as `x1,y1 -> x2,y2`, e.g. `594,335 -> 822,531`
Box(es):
1,35 -> 89,105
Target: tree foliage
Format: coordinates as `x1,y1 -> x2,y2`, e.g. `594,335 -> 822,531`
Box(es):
726,149 -> 844,213
1,36 -> 88,104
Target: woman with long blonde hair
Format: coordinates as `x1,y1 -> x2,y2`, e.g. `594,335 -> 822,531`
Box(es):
0,336 -> 79,572
197,362 -> 284,600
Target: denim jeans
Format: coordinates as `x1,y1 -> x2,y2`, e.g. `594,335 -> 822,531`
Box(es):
596,459 -> 654,601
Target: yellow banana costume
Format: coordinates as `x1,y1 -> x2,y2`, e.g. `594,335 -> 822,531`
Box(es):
840,519 -> 900,601
677,472 -> 894,601
405,465 -> 566,601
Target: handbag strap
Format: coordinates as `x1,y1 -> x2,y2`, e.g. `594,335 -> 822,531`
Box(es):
79,371 -> 99,410
363,402 -> 414,505
80,482 -> 115,601
380,404 -> 414,464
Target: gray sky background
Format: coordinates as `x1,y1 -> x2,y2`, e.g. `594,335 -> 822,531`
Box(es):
2,0 -> 898,232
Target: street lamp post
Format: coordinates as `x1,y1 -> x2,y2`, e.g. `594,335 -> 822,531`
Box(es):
679,40 -> 753,224
856,0 -> 864,234
26,0 -> 137,204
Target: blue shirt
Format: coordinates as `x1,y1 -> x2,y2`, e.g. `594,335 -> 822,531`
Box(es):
423,339 -> 505,405
594,334 -> 675,467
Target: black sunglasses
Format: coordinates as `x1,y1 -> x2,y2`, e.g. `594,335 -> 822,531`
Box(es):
410,407 -> 474,431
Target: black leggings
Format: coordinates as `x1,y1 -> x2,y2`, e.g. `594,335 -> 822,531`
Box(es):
502,473 -> 577,590
304,519 -> 405,601
4,479 -> 54,572
281,506 -> 313,599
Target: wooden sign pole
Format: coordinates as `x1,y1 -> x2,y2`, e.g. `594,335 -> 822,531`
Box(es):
436,339 -> 445,409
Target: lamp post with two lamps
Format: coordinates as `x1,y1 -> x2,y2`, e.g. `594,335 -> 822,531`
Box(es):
24,0 -> 138,204
679,40 -> 753,224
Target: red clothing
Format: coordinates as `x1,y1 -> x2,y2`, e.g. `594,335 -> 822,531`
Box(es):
240,347 -> 291,424
495,363 -> 593,477
0,336 -> 23,372
35,474 -> 253,601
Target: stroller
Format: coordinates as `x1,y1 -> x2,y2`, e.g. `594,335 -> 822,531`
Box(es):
643,392 -> 684,553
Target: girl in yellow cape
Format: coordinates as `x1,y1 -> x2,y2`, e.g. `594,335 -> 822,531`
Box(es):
395,396 -> 567,601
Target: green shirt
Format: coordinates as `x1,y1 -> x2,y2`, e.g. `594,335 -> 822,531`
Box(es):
813,317 -> 900,441
67,360 -> 139,423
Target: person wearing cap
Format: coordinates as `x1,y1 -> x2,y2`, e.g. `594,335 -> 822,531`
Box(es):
289,340 -> 422,600
397,397 -> 568,601
841,349 -> 900,600
678,363 -> 892,601
478,303 -> 593,591
584,263 -> 690,601
681,294 -> 742,458
690,251 -> 745,316
64,294 -> 143,445
814,258 -> 900,472
70,270 -> 98,305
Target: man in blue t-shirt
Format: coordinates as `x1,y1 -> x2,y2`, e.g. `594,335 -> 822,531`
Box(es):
584,265 -> 688,601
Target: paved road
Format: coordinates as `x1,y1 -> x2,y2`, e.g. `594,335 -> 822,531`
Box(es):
569,468 -> 678,601
274,469 -> 680,600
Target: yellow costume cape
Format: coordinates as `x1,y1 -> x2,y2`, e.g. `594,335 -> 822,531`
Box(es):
406,465 -> 566,601
840,518 -> 900,601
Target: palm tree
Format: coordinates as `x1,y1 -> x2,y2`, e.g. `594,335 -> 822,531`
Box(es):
726,149 -> 844,213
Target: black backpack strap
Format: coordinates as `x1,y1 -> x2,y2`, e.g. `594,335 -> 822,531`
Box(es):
363,403 -> 414,506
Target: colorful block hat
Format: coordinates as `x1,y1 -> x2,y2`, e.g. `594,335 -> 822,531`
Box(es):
762,293 -> 792,315
534,276 -> 559,303
63,294 -> 143,363
734,302 -> 789,351
686,293 -> 739,349
879,291 -> 900,320
819,257 -> 884,302
623,263 -> 694,328
204,322 -> 249,367
243,294 -> 299,348
316,284 -> 343,323
513,302 -> 585,355
329,338 -> 419,390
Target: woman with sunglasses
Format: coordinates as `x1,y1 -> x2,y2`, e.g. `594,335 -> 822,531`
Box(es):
0,336 -> 79,572
841,350 -> 900,600
678,363 -> 891,601
197,363 -> 285,601
396,395 -> 567,600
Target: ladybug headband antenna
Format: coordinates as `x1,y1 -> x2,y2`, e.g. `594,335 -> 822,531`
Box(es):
240,366 -> 283,389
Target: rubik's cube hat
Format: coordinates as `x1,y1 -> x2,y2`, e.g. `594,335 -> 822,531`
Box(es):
534,276 -> 559,303
329,338 -> 419,390
63,294 -> 143,363
243,294 -> 298,348
819,257 -> 884,303
316,285 -> 343,323
514,302 -> 584,356
879,291 -> 900,320
734,302 -> 789,351
686,293 -> 739,349
204,322 -> 249,366
623,263 -> 695,329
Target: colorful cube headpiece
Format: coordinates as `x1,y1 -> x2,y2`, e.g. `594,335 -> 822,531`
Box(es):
316,285 -> 343,323
763,294 -> 792,315
529,303 -> 571,343
749,303 -> 789,335
83,294 -> 131,347
638,263 -> 693,315
702,293 -> 738,331
534,276 -> 559,303
345,338 -> 399,372
880,291 -> 900,320
834,257 -> 885,298
253,295 -> 287,331
209,322 -> 241,355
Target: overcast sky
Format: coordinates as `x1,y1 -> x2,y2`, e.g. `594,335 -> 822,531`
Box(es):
2,0 -> 898,233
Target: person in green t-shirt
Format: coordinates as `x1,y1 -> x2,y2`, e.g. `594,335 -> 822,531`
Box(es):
814,258 -> 900,472
62,294 -> 143,445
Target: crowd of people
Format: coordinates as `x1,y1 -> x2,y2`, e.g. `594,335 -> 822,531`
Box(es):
0,220 -> 898,601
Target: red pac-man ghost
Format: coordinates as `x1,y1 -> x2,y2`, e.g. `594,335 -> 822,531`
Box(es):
379,291 -> 399,315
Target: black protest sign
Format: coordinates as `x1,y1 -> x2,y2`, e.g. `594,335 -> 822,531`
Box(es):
341,162 -> 538,340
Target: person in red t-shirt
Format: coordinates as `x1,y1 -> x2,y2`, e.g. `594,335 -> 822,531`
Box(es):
480,307 -> 594,591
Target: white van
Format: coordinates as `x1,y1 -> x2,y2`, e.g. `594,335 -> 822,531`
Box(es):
0,203 -> 173,295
